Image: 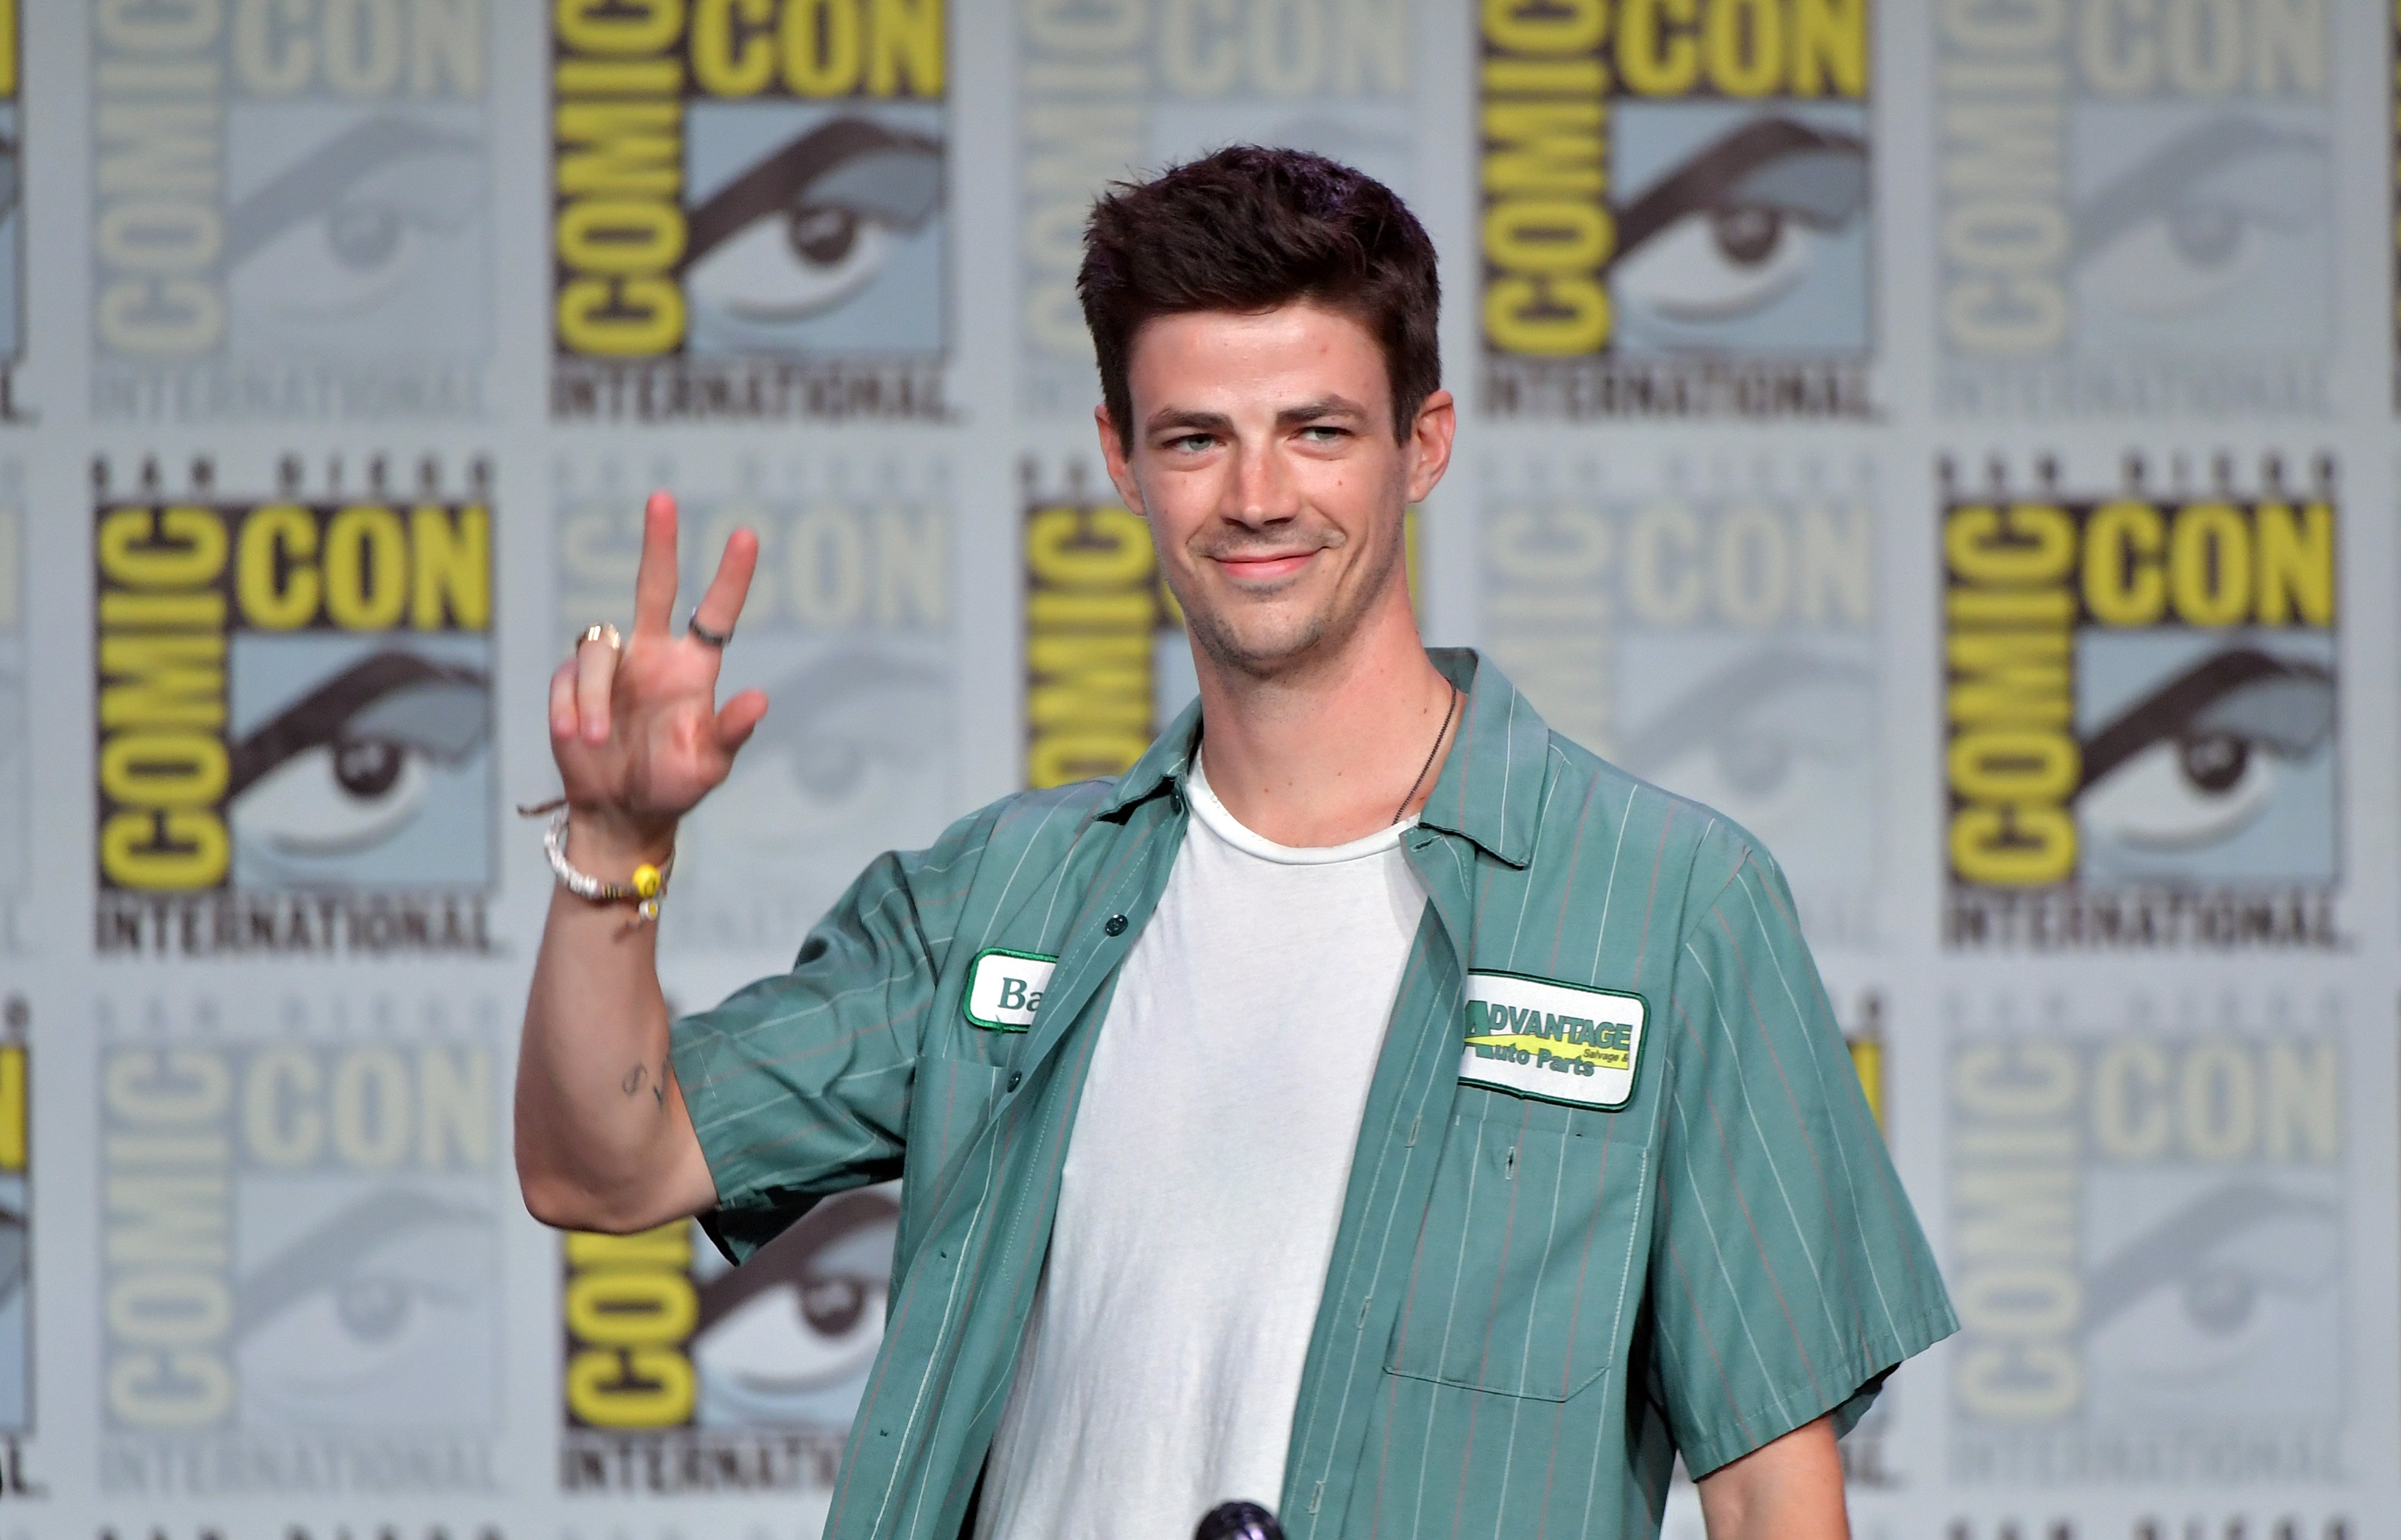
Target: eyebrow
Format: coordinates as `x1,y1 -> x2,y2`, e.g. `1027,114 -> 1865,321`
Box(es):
2076,645 -> 2334,789
1144,396 -> 1373,438
684,116 -> 944,263
1615,115 -> 1867,257
227,649 -> 489,797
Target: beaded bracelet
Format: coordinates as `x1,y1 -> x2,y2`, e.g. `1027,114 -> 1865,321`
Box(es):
538,808 -> 673,922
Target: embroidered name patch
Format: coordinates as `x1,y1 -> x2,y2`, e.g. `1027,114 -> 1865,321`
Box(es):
1458,972 -> 1646,1111
963,949 -> 1056,1032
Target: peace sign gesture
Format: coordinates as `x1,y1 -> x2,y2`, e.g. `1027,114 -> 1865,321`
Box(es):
548,491 -> 768,861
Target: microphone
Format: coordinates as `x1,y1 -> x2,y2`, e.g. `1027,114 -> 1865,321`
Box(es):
1196,1501 -> 1284,1540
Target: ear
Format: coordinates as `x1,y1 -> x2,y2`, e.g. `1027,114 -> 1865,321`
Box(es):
1096,405 -> 1147,516
1403,389 -> 1457,505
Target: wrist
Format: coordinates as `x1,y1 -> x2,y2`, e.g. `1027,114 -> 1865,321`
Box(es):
565,810 -> 677,873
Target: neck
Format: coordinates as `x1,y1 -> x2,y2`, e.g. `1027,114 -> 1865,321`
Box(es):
1192,597 -> 1457,847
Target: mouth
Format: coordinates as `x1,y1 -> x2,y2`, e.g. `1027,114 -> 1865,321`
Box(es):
1210,550 -> 1319,584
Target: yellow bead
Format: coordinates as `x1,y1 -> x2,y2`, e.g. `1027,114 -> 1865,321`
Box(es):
633,863 -> 661,898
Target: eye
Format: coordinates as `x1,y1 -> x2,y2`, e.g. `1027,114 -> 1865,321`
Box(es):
685,205 -> 898,323
681,117 -> 942,330
1616,652 -> 1875,822
233,1206 -> 491,1406
2089,1199 -> 2340,1386
2079,733 -> 2275,853
2075,200 -> 2283,319
1611,118 -> 1866,328
2071,127 -> 2324,320
233,741 -> 433,857
697,1272 -> 887,1397
1614,202 -> 1818,323
223,119 -> 483,325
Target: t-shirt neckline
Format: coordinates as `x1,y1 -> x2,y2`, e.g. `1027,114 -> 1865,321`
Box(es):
1186,754 -> 1412,866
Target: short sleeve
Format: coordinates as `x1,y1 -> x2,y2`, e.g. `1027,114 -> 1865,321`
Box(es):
1646,846 -> 1956,1476
670,817 -> 978,1263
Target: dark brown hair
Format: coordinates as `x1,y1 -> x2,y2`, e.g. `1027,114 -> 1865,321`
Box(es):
1079,146 -> 1441,446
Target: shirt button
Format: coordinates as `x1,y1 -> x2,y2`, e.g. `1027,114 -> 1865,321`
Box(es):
1104,914 -> 1128,936
1007,1071 -> 1023,1092
1169,789 -> 1185,813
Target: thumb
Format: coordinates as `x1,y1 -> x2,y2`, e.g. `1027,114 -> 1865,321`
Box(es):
714,688 -> 768,756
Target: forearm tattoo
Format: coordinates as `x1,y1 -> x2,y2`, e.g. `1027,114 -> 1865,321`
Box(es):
621,1062 -> 666,1106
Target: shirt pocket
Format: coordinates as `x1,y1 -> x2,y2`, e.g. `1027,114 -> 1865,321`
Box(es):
895,1055 -> 1008,1274
1383,1088 -> 1648,1402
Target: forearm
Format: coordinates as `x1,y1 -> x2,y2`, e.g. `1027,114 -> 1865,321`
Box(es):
1696,1415 -> 1846,1540
515,824 -> 715,1232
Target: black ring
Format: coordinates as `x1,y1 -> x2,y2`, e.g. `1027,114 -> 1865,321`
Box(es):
687,615 -> 733,648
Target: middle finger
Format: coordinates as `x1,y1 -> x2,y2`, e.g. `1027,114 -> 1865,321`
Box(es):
574,634 -> 620,744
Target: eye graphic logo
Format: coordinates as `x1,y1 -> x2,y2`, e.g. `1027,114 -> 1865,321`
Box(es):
91,465 -> 497,959
1017,0 -> 1417,417
561,1190 -> 896,1494
1938,2 -> 2331,416
1483,471 -> 1879,948
88,2 -> 490,423
1948,1012 -> 2346,1484
1609,111 -> 1868,353
550,0 -> 950,425
98,1004 -> 502,1497
555,463 -> 954,963
1480,0 -> 1872,420
1942,463 -> 2339,950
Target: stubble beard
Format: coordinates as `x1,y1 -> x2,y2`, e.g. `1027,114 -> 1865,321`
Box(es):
1177,515 -> 1408,682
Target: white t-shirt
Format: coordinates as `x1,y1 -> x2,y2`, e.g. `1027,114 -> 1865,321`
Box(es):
974,758 -> 1430,1540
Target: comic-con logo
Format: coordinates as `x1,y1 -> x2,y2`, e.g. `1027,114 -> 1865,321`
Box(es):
99,1005 -> 501,1496
555,464 -> 953,957
88,0 -> 490,421
1480,0 -> 1871,420
1938,0 -> 2330,416
1018,0 -> 1416,416
1948,1007 -> 2344,1482
550,0 -> 950,424
1942,460 -> 2338,949
0,1005 -> 25,1448
1023,474 -> 1416,789
560,1192 -> 896,1493
0,1 -> 22,421
1483,472 -> 1877,946
92,459 -> 496,958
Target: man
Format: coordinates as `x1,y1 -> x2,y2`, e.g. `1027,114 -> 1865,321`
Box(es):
517,148 -> 1954,1540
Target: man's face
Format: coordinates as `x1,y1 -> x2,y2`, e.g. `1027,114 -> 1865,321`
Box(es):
1099,302 -> 1452,679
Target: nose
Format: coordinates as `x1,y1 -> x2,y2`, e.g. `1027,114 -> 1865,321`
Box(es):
1223,437 -> 1302,531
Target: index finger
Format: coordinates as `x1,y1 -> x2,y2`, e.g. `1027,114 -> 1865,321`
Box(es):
631,490 -> 681,637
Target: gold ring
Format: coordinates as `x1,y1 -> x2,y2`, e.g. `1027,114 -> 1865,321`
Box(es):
579,622 -> 622,651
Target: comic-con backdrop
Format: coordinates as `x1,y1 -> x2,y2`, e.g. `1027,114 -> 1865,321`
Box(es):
0,3 -> 2396,1539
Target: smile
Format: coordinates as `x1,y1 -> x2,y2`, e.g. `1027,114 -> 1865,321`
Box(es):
1212,551 -> 1318,582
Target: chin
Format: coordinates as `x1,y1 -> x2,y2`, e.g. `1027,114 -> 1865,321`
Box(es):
1188,607 -> 1337,678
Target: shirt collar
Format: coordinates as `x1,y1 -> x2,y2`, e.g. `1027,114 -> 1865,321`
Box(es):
1098,648 -> 1552,869
1415,648 -> 1548,868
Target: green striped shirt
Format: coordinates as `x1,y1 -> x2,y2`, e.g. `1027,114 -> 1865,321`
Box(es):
672,649 -> 1955,1540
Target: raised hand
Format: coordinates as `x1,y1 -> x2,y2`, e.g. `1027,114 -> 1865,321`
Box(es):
549,490 -> 767,858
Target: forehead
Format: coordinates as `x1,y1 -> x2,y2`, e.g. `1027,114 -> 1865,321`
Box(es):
1124,302 -> 1390,415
